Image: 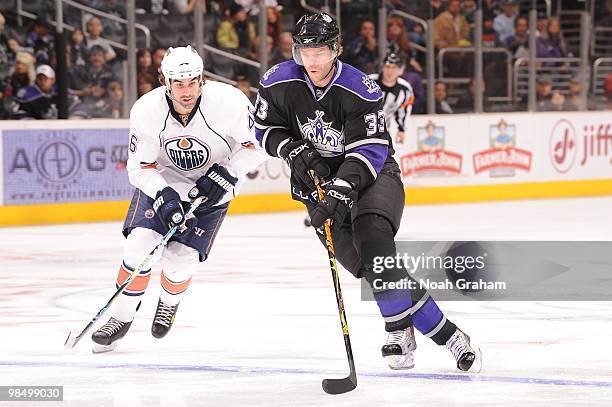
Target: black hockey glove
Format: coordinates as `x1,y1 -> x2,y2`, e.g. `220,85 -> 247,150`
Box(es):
188,164 -> 238,207
279,139 -> 330,191
153,186 -> 185,230
310,181 -> 355,230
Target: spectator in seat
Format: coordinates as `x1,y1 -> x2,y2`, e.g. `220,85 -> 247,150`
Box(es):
454,78 -> 487,113
435,81 -> 453,114
85,17 -> 117,62
26,19 -> 54,65
386,17 -> 413,63
536,16 -> 571,59
494,0 -> 517,43
266,4 -> 283,45
100,80 -> 124,118
0,12 -> 11,80
216,2 -> 256,55
137,71 -> 157,97
68,28 -> 88,68
482,9 -> 499,47
463,0 -> 477,32
10,52 -> 36,96
89,0 -> 127,43
430,0 -> 446,19
343,19 -> 378,74
565,75 -> 596,111
152,47 -> 166,74
504,15 -> 529,60
11,64 -> 57,119
69,45 -> 117,117
549,91 -> 568,111
387,16 -> 422,73
0,82 -> 11,119
536,11 -> 548,37
137,48 -> 156,76
434,0 -> 471,49
535,76 -> 553,111
270,31 -> 292,66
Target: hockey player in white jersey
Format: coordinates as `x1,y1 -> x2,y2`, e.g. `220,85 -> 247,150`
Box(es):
91,46 -> 267,353
369,52 -> 414,145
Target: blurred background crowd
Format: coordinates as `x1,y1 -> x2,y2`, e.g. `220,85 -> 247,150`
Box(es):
0,0 -> 611,120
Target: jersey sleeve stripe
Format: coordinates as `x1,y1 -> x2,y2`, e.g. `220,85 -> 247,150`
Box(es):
260,126 -> 285,149
345,138 -> 389,151
276,138 -> 290,157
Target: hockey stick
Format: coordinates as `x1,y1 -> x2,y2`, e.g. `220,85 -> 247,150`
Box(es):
64,196 -> 206,349
312,173 -> 357,395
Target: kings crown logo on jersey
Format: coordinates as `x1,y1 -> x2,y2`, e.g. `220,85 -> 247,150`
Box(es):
296,110 -> 344,157
164,136 -> 210,171
262,64 -> 280,81
362,75 -> 381,94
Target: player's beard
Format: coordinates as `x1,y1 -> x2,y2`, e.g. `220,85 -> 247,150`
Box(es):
171,91 -> 200,113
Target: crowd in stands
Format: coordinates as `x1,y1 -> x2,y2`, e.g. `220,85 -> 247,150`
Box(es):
0,0 -> 611,120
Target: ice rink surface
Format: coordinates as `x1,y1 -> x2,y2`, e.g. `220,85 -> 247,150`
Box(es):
1,197 -> 611,406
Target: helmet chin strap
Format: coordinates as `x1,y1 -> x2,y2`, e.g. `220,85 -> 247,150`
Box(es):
320,59 -> 336,82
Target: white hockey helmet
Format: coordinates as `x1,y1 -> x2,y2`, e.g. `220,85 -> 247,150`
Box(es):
160,45 -> 204,85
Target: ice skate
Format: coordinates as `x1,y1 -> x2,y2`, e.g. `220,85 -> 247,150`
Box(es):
91,317 -> 133,353
381,326 -> 417,369
151,299 -> 180,339
445,329 -> 482,372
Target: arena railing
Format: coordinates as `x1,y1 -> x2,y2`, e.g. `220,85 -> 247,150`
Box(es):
17,0 -> 151,51
438,47 -> 513,103
513,57 -> 583,102
592,57 -> 612,101
591,27 -> 612,59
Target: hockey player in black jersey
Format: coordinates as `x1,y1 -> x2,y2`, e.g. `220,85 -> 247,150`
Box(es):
369,52 -> 414,146
254,12 -> 481,372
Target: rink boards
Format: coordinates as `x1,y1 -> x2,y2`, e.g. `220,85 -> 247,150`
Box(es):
0,111 -> 611,226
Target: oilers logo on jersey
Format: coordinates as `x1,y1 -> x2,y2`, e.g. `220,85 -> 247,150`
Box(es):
296,110 -> 344,157
164,137 -> 211,171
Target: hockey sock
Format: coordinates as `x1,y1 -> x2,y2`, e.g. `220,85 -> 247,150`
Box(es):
159,270 -> 192,306
113,261 -> 151,322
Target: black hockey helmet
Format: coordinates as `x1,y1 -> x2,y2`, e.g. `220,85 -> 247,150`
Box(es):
382,51 -> 405,68
292,12 -> 340,48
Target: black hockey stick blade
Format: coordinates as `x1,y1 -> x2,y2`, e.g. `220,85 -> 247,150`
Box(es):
322,372 -> 357,395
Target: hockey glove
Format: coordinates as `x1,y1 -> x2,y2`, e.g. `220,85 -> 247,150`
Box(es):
153,186 -> 185,230
188,164 -> 238,207
310,180 -> 355,230
280,139 -> 330,191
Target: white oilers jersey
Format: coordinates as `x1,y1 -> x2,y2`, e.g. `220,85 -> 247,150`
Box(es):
127,81 -> 267,204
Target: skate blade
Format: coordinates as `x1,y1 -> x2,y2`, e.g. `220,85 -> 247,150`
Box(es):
92,342 -> 117,354
470,345 -> 483,373
385,354 -> 415,370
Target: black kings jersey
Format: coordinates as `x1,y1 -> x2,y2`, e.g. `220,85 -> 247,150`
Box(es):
254,60 -> 395,192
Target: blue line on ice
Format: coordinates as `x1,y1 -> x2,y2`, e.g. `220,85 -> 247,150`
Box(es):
2,360 -> 611,388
